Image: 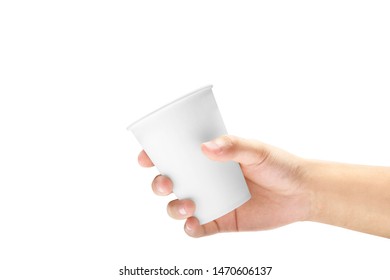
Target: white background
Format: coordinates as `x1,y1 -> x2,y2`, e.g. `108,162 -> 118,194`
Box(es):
1,1 -> 390,279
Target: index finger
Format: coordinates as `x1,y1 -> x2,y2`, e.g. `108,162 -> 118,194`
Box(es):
138,150 -> 154,167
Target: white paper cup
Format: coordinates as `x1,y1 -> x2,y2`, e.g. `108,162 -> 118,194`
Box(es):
128,85 -> 251,225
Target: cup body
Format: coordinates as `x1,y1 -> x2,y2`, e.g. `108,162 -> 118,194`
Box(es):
129,85 -> 251,224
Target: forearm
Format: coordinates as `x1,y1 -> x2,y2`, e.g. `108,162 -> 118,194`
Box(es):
305,160 -> 390,238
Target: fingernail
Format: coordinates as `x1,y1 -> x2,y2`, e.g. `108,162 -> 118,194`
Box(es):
185,222 -> 193,232
203,140 -> 222,153
156,185 -> 165,195
153,176 -> 165,194
179,207 -> 187,216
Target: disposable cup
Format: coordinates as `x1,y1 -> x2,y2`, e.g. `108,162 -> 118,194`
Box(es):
128,85 -> 251,225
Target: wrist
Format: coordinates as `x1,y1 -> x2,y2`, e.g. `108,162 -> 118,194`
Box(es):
299,159 -> 325,223
301,160 -> 350,226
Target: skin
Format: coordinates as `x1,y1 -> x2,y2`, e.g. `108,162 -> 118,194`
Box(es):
138,135 -> 390,238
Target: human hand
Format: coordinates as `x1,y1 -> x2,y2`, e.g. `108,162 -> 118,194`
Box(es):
138,135 -> 312,237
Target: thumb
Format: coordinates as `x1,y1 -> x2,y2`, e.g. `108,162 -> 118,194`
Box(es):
201,135 -> 270,166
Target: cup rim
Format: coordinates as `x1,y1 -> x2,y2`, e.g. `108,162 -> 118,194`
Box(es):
127,84 -> 213,130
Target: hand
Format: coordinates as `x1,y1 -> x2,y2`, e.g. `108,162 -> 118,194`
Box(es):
138,135 -> 313,237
